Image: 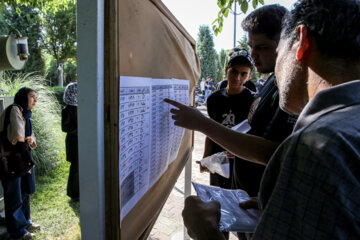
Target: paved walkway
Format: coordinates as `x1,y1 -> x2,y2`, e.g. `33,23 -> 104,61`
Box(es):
149,106 -> 237,240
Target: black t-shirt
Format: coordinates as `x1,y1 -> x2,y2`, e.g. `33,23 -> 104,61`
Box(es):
232,74 -> 298,196
206,88 -> 256,188
207,88 -> 255,127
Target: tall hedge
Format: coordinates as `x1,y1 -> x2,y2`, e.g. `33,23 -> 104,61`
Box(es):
196,25 -> 218,82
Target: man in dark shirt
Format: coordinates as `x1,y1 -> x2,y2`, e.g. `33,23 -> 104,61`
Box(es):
204,48 -> 256,240
231,4 -> 297,197
165,4 -> 295,188
178,0 -> 360,239
164,4 -> 297,239
204,49 -> 255,189
216,48 -> 258,93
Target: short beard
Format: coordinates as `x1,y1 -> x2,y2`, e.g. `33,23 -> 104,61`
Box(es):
279,62 -> 307,115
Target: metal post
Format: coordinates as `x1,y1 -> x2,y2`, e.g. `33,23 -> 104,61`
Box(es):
184,154 -> 192,198
183,153 -> 192,240
234,1 -> 237,48
77,0 -> 105,239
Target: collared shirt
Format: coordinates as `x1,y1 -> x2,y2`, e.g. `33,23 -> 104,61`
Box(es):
253,80 -> 360,240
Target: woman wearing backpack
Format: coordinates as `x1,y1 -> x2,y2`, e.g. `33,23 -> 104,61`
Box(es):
0,87 -> 40,239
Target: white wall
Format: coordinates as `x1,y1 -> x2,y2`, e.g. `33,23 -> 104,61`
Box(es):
77,0 -> 105,239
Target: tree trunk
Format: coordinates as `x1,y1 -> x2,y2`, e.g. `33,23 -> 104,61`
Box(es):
57,64 -> 64,87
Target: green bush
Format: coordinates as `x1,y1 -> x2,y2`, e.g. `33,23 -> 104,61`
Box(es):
45,58 -> 58,86
45,57 -> 77,87
0,73 -> 64,176
50,86 -> 66,107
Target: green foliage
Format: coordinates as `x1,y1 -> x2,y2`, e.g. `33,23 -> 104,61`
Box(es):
50,85 -> 66,106
213,0 -> 265,36
46,57 -> 77,86
0,0 -> 73,14
218,49 -> 228,70
0,0 -> 77,84
0,13 -> 9,33
42,0 -> 76,67
196,25 -> 218,81
252,0 -> 258,9
45,58 -> 58,85
241,1 -> 249,13
1,5 -> 46,76
41,0 -> 76,85
237,34 -> 250,51
64,58 -> 77,83
214,49 -> 227,83
23,48 -> 46,75
0,73 -> 64,176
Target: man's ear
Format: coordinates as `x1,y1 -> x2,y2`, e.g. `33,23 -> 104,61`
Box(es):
225,66 -> 229,75
296,25 -> 310,61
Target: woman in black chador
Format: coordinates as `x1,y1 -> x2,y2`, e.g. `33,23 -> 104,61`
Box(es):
62,82 -> 79,201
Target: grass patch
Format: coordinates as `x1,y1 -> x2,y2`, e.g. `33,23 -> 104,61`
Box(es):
31,152 -> 81,240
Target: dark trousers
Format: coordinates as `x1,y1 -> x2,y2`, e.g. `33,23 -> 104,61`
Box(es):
1,177 -> 32,238
67,159 -> 79,200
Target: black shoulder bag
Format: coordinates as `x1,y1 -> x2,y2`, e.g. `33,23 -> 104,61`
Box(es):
0,104 -> 34,180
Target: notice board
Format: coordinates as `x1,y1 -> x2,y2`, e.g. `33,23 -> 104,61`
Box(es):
112,0 -> 201,239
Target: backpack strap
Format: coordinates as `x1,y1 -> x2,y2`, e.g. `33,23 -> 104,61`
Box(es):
0,104 -> 19,171
2,104 -> 22,144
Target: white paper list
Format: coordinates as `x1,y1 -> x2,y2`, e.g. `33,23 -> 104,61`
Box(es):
119,76 -> 189,224
149,79 -> 173,186
119,77 -> 152,222
169,79 -> 189,163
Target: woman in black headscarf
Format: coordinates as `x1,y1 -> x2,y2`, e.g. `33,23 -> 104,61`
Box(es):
62,82 -> 79,201
0,87 -> 40,239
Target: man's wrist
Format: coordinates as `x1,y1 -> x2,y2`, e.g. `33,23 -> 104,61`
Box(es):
197,116 -> 212,133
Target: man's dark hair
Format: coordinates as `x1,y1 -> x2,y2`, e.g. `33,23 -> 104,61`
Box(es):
282,0 -> 360,61
241,4 -> 288,41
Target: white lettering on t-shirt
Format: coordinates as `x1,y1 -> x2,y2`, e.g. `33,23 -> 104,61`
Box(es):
222,110 -> 235,127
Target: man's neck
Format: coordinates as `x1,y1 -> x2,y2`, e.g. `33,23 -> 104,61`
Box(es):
308,61 -> 360,101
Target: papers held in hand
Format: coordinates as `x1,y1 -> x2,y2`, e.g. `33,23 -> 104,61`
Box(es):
231,119 -> 251,133
200,152 -> 230,178
192,182 -> 259,232
199,120 -> 252,178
